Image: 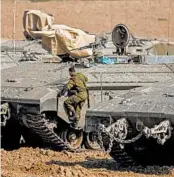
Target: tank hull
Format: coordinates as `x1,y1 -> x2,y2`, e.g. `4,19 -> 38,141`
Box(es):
1,43 -> 174,151
85,78 -> 174,165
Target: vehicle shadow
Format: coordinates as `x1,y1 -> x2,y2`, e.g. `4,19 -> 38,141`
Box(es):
45,157 -> 174,175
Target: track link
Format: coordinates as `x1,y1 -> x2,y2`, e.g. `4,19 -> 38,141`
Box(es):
110,142 -> 136,167
25,114 -> 70,151
101,133 -> 136,167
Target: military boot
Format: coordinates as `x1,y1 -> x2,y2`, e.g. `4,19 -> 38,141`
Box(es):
70,121 -> 79,129
69,111 -> 79,121
69,111 -> 79,129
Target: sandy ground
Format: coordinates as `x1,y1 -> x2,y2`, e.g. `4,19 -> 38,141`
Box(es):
1,148 -> 174,177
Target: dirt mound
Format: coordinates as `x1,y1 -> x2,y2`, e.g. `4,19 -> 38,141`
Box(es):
1,147 -> 174,177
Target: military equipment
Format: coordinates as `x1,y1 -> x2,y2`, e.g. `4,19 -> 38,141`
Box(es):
82,63 -> 174,151
112,24 -> 130,50
1,61 -> 92,150
0,39 -> 110,150
85,69 -> 174,165
70,37 -> 107,52
2,21 -> 174,154
3,46 -> 174,151
103,24 -> 174,64
1,39 -> 90,150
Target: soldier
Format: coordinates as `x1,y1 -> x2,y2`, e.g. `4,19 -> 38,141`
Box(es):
60,67 -> 88,128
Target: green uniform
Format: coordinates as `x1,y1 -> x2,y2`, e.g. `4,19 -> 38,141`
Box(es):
64,73 -> 88,120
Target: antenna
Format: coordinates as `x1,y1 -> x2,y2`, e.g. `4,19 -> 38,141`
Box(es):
13,0 -> 17,53
167,0 -> 171,55
125,0 -> 128,24
110,1 -> 112,32
147,0 -> 150,39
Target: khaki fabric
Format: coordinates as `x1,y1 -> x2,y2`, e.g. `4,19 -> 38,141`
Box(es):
23,10 -> 54,39
64,72 -> 88,120
152,43 -> 174,55
54,25 -> 95,58
66,72 -> 88,96
64,95 -> 85,120
34,24 -> 96,57
23,10 -> 95,57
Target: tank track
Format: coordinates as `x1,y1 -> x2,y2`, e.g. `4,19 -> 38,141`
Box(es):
128,140 -> 174,166
24,114 -> 70,151
110,143 -> 136,167
101,133 -> 136,167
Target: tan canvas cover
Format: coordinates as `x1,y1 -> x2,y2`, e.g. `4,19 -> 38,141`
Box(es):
152,43 -> 174,55
23,10 -> 54,39
33,25 -> 96,58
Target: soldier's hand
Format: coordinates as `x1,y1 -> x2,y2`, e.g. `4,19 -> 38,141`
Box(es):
61,87 -> 68,96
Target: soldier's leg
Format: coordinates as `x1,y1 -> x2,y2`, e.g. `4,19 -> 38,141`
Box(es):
63,103 -> 71,116
75,101 -> 85,121
64,95 -> 82,119
64,97 -> 75,117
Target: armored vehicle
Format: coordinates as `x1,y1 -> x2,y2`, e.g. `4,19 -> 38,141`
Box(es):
2,53 -> 174,151
0,60 -> 92,150
1,24 -> 174,152
85,75 -> 174,166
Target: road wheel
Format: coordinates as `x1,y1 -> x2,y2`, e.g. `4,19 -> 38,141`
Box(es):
84,132 -> 100,150
60,127 -> 83,150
